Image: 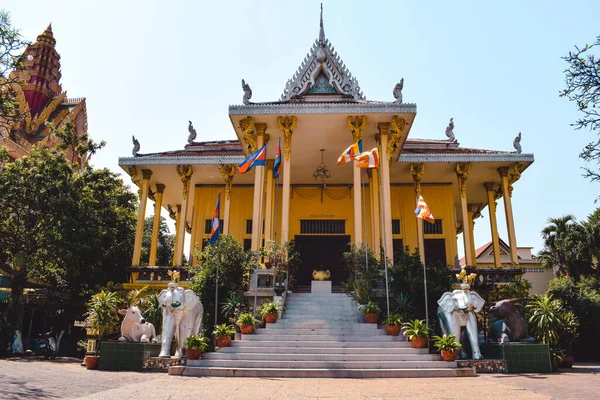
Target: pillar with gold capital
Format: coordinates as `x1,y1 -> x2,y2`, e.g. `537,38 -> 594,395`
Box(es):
264,159 -> 275,242
174,165 -> 193,266
498,167 -> 519,265
377,122 -> 394,264
149,184 -> 165,266
219,164 -> 236,235
132,169 -> 152,266
277,116 -> 297,244
485,182 -> 502,267
410,163 -> 426,265
172,205 -> 181,266
250,123 -> 267,252
467,205 -> 478,266
368,170 -> 381,255
456,162 -> 473,266
347,116 -> 367,245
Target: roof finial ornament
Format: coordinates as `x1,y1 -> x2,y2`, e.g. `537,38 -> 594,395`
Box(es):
445,118 -> 456,142
319,3 -> 325,44
513,132 -> 522,154
132,135 -> 140,156
393,78 -> 404,104
187,120 -> 197,144
241,79 -> 252,105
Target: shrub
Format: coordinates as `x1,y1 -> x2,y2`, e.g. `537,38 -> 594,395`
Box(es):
402,319 -> 432,340
358,301 -> 381,315
383,313 -> 402,326
184,335 -> 210,351
433,334 -> 462,351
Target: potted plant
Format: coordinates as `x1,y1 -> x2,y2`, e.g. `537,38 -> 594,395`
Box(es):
383,313 -> 402,336
184,335 -> 210,360
213,324 -> 235,347
433,334 -> 462,361
358,301 -> 381,323
236,313 -> 258,334
258,301 -> 283,323
402,319 -> 432,348
83,290 -> 120,369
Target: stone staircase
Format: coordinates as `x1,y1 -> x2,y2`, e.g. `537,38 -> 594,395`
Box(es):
170,292 -> 475,378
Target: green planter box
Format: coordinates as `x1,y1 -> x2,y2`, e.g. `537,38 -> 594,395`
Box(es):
481,343 -> 552,373
99,342 -> 162,371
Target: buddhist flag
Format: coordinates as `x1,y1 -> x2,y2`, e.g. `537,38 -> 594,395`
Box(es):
238,145 -> 267,174
210,193 -> 221,245
337,139 -> 363,165
354,147 -> 379,168
273,140 -> 281,178
415,195 -> 435,224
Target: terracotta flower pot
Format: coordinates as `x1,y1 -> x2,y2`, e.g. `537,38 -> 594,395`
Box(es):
264,313 -> 278,323
411,337 -> 428,348
385,325 -> 401,336
216,336 -> 231,347
562,355 -> 574,368
84,355 -> 100,370
364,313 -> 379,323
240,324 -> 254,334
186,348 -> 202,360
441,349 -> 458,361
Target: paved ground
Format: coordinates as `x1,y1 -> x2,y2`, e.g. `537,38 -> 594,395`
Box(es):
0,357 -> 598,400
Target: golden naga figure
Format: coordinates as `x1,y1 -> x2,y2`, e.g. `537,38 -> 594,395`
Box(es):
168,270 -> 181,283
312,270 -> 331,281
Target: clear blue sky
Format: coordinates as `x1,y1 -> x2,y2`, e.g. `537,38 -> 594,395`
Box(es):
4,0 -> 600,256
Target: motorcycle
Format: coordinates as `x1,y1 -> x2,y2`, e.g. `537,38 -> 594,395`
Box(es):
33,330 -> 58,359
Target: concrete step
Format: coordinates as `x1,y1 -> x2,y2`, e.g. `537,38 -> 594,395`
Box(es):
230,340 -> 413,348
256,328 -> 388,335
266,322 -> 379,330
187,360 -> 455,369
170,366 -> 476,378
220,346 -> 425,354
203,352 -> 441,361
280,317 -> 361,323
243,334 -> 399,342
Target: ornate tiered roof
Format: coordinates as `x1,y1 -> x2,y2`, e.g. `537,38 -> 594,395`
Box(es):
280,5 -> 364,102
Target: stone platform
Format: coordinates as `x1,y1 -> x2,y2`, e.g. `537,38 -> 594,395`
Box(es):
99,342 -> 161,371
311,280 -> 332,293
481,343 -> 551,373
457,359 -> 506,373
143,357 -> 186,372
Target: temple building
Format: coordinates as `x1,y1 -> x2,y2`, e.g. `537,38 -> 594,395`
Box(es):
0,25 -> 88,165
119,9 -> 534,290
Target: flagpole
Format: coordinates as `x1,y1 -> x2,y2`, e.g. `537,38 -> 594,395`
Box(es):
419,216 -> 430,329
360,168 -> 369,270
214,192 -> 221,347
377,165 -> 390,315
254,165 -> 267,310
274,176 -> 283,292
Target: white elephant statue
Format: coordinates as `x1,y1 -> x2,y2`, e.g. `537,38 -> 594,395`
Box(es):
158,282 -> 203,357
437,284 -> 485,360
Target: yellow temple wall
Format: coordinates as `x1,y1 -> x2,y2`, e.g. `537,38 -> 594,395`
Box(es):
390,185 -> 457,266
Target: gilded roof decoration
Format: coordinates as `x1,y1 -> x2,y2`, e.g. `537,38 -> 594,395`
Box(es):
280,6 -> 365,102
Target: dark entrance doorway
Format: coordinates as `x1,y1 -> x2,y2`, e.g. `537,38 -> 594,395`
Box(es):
294,235 -> 351,287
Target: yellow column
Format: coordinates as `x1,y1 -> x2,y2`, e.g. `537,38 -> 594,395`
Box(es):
219,164 -> 236,235
251,124 -> 266,251
485,182 -> 502,267
467,205 -> 477,266
174,165 -> 193,265
456,162 -> 473,266
132,169 -> 152,266
377,122 -> 394,264
410,163 -> 426,264
278,116 -> 297,244
499,167 -> 519,265
149,184 -> 165,266
347,116 -> 367,245
264,160 -> 275,242
172,205 -> 181,266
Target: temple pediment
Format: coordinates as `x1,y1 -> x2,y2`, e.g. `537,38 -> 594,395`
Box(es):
280,6 -> 364,102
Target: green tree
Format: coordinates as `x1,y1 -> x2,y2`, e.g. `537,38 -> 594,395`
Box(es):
50,121 -> 106,169
140,215 -> 175,266
189,235 -> 256,333
561,35 -> 600,183
0,10 -> 29,130
538,215 -> 590,277
0,145 -> 136,352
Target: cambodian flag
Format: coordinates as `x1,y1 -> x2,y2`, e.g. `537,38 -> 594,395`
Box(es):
238,145 -> 267,174
337,139 -> 363,166
209,193 -> 221,245
273,140 -> 281,178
